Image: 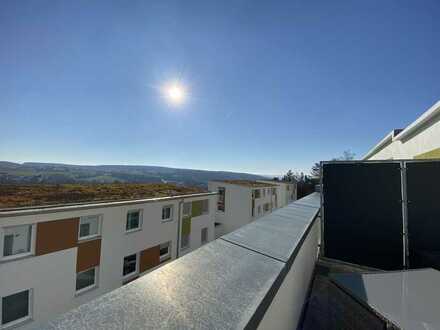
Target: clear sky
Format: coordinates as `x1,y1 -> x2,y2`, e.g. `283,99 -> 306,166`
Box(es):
1,0 -> 440,175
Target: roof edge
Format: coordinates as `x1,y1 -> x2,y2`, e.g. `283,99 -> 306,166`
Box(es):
394,100 -> 440,141
0,192 -> 218,218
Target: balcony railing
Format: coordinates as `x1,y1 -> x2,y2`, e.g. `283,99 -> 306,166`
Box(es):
40,193 -> 321,330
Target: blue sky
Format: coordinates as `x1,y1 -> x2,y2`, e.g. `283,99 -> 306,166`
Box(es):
1,0 -> 440,175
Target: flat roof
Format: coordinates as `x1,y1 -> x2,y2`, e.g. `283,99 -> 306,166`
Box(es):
0,183 -> 211,213
331,268 -> 440,330
212,180 -> 278,188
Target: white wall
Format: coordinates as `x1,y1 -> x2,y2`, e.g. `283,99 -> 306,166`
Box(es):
0,194 -> 216,329
208,182 -> 252,237
258,218 -> 320,330
367,113 -> 440,160
258,181 -> 297,207
208,181 -> 294,238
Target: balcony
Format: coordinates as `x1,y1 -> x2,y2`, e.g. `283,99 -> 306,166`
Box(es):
38,160 -> 440,329
39,193 -> 321,330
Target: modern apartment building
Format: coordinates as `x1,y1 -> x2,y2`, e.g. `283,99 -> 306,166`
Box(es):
258,180 -> 297,206
208,180 -> 294,238
364,100 -> 440,160
0,192 -> 216,329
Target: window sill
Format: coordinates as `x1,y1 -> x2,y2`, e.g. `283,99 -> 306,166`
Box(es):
78,235 -> 101,243
1,315 -> 32,329
0,252 -> 33,263
161,218 -> 174,223
125,228 -> 142,234
160,255 -> 171,263
75,284 -> 98,297
122,273 -> 139,283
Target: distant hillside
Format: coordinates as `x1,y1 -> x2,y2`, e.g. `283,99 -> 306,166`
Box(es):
0,162 -> 267,188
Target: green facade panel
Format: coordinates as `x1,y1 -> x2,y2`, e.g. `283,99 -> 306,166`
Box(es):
414,148 -> 440,160
182,216 -> 191,236
191,200 -> 203,217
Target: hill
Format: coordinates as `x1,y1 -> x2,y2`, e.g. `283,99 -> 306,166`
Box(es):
0,162 -> 267,188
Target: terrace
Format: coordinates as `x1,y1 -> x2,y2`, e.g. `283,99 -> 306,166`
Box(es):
38,160 -> 440,330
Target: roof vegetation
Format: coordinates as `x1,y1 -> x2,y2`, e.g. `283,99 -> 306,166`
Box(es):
0,183 -> 206,209
216,180 -> 278,188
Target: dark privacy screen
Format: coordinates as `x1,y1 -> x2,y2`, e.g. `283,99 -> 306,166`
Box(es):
406,161 -> 440,269
322,162 -> 404,270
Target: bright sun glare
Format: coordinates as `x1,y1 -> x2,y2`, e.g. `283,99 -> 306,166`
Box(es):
162,81 -> 187,106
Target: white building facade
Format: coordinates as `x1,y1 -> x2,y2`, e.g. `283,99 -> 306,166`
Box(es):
208,180 -> 296,238
258,180 -> 297,207
0,192 -> 216,329
364,100 -> 440,160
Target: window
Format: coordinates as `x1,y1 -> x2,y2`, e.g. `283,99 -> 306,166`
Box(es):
2,225 -> 33,259
126,210 -> 142,232
258,205 -> 262,215
264,203 -> 270,212
159,242 -> 171,262
76,267 -> 97,293
123,254 -> 138,277
201,200 -> 209,214
217,187 -> 225,211
183,202 -> 191,216
254,189 -> 261,199
181,234 -> 190,250
272,188 -> 276,195
201,228 -> 208,244
78,215 -> 100,240
262,189 -> 266,197
162,206 -> 173,222
1,289 -> 31,327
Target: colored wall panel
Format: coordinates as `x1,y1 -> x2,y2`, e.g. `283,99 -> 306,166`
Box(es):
182,216 -> 191,236
36,218 -> 79,256
414,147 -> 440,159
77,239 -> 101,272
139,245 -> 160,273
191,201 -> 203,217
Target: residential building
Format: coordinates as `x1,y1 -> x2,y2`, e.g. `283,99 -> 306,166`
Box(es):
364,100 -> 440,160
38,160 -> 440,330
207,180 -> 280,238
0,191 -> 216,329
258,180 -> 297,206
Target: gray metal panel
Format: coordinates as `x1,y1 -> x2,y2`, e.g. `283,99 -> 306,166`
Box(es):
40,239 -> 285,330
292,192 -> 321,208
331,269 -> 440,330
222,214 -> 316,262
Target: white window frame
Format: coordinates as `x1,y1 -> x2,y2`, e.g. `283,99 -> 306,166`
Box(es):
0,224 -> 36,262
125,210 -> 143,233
159,241 -> 171,262
122,253 -> 139,279
0,289 -> 33,328
161,205 -> 173,222
75,266 -> 99,295
78,215 -> 102,241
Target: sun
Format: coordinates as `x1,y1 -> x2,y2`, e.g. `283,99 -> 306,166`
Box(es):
162,81 -> 187,106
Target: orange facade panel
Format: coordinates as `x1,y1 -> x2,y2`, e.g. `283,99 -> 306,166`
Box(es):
35,218 -> 79,256
76,239 -> 102,272
139,245 -> 160,273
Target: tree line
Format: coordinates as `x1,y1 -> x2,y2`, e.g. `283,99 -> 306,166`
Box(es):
277,150 -> 355,199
